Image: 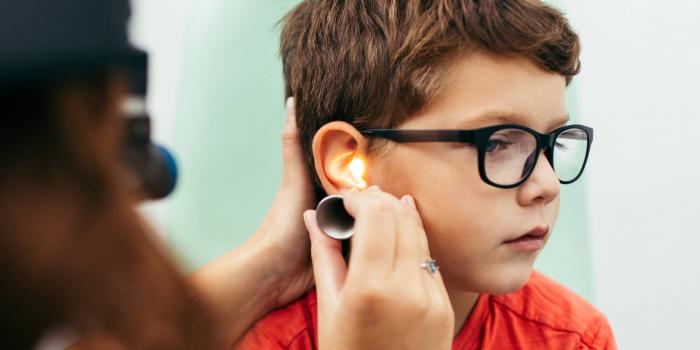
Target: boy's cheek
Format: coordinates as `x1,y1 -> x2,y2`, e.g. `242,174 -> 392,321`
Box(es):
547,196 -> 562,227
425,213 -> 544,293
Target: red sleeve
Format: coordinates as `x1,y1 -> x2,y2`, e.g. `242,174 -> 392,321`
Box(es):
234,291 -> 318,350
236,325 -> 316,350
587,316 -> 617,350
235,326 -> 282,350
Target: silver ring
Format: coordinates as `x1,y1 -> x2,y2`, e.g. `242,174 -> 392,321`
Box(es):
420,258 -> 439,277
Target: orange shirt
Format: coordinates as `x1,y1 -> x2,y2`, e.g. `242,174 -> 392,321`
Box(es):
238,271 -> 616,349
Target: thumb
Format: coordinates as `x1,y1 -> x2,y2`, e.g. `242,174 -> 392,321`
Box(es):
303,210 -> 346,306
282,97 -> 310,185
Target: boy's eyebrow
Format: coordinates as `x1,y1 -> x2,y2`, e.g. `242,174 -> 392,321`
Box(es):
455,110 -> 570,131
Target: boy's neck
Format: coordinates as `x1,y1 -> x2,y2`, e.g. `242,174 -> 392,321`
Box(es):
447,289 -> 481,337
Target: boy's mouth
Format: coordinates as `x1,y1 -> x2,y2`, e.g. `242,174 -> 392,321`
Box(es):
502,226 -> 549,252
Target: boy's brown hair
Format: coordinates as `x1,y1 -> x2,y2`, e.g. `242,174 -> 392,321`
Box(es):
280,0 -> 581,197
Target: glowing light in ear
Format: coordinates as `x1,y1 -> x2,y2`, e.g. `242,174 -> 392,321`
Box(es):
348,157 -> 367,189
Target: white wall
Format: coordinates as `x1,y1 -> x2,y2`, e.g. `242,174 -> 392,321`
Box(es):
128,0 -> 192,234
565,1 -> 700,348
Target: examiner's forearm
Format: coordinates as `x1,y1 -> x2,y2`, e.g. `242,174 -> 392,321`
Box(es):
189,237 -> 283,347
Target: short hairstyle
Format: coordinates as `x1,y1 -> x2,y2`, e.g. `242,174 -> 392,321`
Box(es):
280,0 -> 581,196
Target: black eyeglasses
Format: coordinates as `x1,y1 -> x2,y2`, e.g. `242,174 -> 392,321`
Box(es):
360,124 -> 593,189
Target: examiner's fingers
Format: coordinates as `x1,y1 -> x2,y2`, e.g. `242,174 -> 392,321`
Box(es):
281,97 -> 310,186
304,210 -> 347,306
342,187 -> 399,278
403,194 -> 431,258
423,258 -> 450,303
392,195 -> 433,302
394,195 -> 428,273
400,196 -> 450,300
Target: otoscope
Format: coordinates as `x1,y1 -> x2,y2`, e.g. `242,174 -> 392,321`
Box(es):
315,158 -> 367,240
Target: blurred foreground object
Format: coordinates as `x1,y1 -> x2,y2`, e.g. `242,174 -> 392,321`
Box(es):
0,0 -> 177,200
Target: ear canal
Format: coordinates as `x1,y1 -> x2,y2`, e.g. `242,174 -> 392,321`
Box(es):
347,157 -> 368,189
330,154 -> 368,190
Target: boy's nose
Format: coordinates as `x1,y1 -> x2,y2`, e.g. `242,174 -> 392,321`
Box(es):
517,151 -> 560,206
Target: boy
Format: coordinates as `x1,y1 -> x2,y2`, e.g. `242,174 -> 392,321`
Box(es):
241,0 -> 615,348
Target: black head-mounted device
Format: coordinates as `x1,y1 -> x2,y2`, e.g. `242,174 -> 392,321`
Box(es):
0,0 -> 177,199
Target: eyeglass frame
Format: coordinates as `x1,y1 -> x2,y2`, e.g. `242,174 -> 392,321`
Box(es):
360,124 -> 594,189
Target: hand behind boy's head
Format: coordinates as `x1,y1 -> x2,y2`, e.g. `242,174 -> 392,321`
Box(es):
281,0 -> 580,294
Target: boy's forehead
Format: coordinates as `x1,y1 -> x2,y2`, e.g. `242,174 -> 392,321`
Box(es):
455,110 -> 570,132
406,52 -> 569,132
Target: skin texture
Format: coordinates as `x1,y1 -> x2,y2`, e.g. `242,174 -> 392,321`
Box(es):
312,51 -> 568,334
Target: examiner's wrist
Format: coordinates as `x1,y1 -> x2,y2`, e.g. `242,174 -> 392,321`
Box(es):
236,232 -> 293,313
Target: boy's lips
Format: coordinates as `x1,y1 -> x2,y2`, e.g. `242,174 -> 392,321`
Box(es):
502,226 -> 550,252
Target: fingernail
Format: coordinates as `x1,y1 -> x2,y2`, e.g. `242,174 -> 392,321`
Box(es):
303,210 -> 313,227
403,195 -> 416,209
285,97 -> 296,120
368,185 -> 380,191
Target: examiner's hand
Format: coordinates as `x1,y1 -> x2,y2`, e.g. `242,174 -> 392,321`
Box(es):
190,97 -> 316,346
246,97 -> 316,306
304,186 -> 454,350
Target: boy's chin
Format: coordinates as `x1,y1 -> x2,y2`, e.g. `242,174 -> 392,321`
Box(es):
456,264 -> 535,295
486,265 -> 535,295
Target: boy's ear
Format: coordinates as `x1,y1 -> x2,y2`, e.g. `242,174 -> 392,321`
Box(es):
312,121 -> 370,195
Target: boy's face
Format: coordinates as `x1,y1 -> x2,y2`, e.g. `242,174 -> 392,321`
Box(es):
369,52 -> 567,294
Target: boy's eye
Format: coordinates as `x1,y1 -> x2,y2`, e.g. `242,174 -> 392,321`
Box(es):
555,141 -> 568,151
485,139 -> 513,153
